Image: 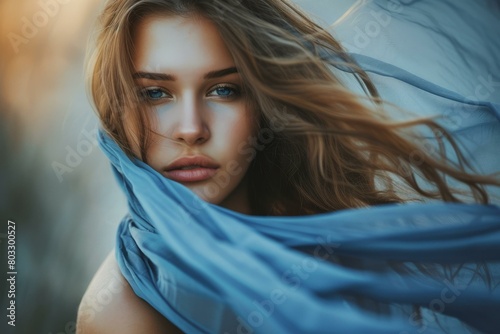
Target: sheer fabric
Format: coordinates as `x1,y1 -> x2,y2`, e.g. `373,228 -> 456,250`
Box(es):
101,133 -> 499,333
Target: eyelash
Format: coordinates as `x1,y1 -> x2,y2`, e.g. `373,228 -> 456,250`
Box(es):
207,84 -> 241,99
140,84 -> 241,102
140,87 -> 170,101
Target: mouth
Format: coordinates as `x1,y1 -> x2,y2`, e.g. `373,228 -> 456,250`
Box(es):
164,156 -> 220,183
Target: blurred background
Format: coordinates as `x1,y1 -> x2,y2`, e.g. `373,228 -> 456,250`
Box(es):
0,1 -> 355,333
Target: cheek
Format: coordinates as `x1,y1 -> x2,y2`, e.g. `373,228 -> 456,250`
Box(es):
233,113 -> 256,141
215,108 -> 257,157
151,104 -> 176,133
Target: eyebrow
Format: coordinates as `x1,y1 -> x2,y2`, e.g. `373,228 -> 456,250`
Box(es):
133,67 -> 238,81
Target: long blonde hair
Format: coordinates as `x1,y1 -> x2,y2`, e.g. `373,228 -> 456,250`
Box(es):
87,0 -> 499,216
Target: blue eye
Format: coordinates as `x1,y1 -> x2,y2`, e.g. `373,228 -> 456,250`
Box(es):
142,88 -> 169,100
215,87 -> 233,96
208,85 -> 240,98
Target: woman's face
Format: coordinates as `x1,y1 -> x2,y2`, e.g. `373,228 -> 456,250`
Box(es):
131,14 -> 257,214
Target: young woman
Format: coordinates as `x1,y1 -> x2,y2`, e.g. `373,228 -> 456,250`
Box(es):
78,0 -> 500,333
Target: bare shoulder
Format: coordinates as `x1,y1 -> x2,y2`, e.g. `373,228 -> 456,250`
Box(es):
77,250 -> 183,334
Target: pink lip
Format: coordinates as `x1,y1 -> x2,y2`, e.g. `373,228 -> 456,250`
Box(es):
164,156 -> 220,183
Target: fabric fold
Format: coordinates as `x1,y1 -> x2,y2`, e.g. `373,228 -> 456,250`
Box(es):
100,128 -> 500,333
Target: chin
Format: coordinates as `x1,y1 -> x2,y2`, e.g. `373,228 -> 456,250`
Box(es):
185,184 -> 225,205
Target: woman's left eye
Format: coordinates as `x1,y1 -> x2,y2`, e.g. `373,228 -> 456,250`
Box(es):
207,85 -> 240,98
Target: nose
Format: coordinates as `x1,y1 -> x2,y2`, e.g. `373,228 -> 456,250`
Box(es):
171,97 -> 210,146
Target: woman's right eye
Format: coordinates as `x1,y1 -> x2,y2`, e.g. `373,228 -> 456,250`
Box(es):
141,87 -> 171,101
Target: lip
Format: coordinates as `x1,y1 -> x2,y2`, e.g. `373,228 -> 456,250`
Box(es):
164,155 -> 220,183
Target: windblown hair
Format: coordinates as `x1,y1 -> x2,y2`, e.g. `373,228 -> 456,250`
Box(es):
87,0 -> 499,216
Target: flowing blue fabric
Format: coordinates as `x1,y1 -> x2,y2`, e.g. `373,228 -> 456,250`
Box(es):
99,0 -> 500,333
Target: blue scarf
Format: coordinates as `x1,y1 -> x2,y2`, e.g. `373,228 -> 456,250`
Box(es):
99,1 -> 500,332
100,129 -> 499,333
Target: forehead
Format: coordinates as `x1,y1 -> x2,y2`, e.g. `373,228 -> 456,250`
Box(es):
132,14 -> 235,73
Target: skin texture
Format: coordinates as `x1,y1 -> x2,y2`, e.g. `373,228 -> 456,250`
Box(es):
77,252 -> 183,333
129,14 -> 258,214
78,15 -> 257,332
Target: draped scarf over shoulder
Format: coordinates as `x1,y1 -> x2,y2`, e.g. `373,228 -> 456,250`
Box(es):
101,131 -> 500,334
99,1 -> 500,333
